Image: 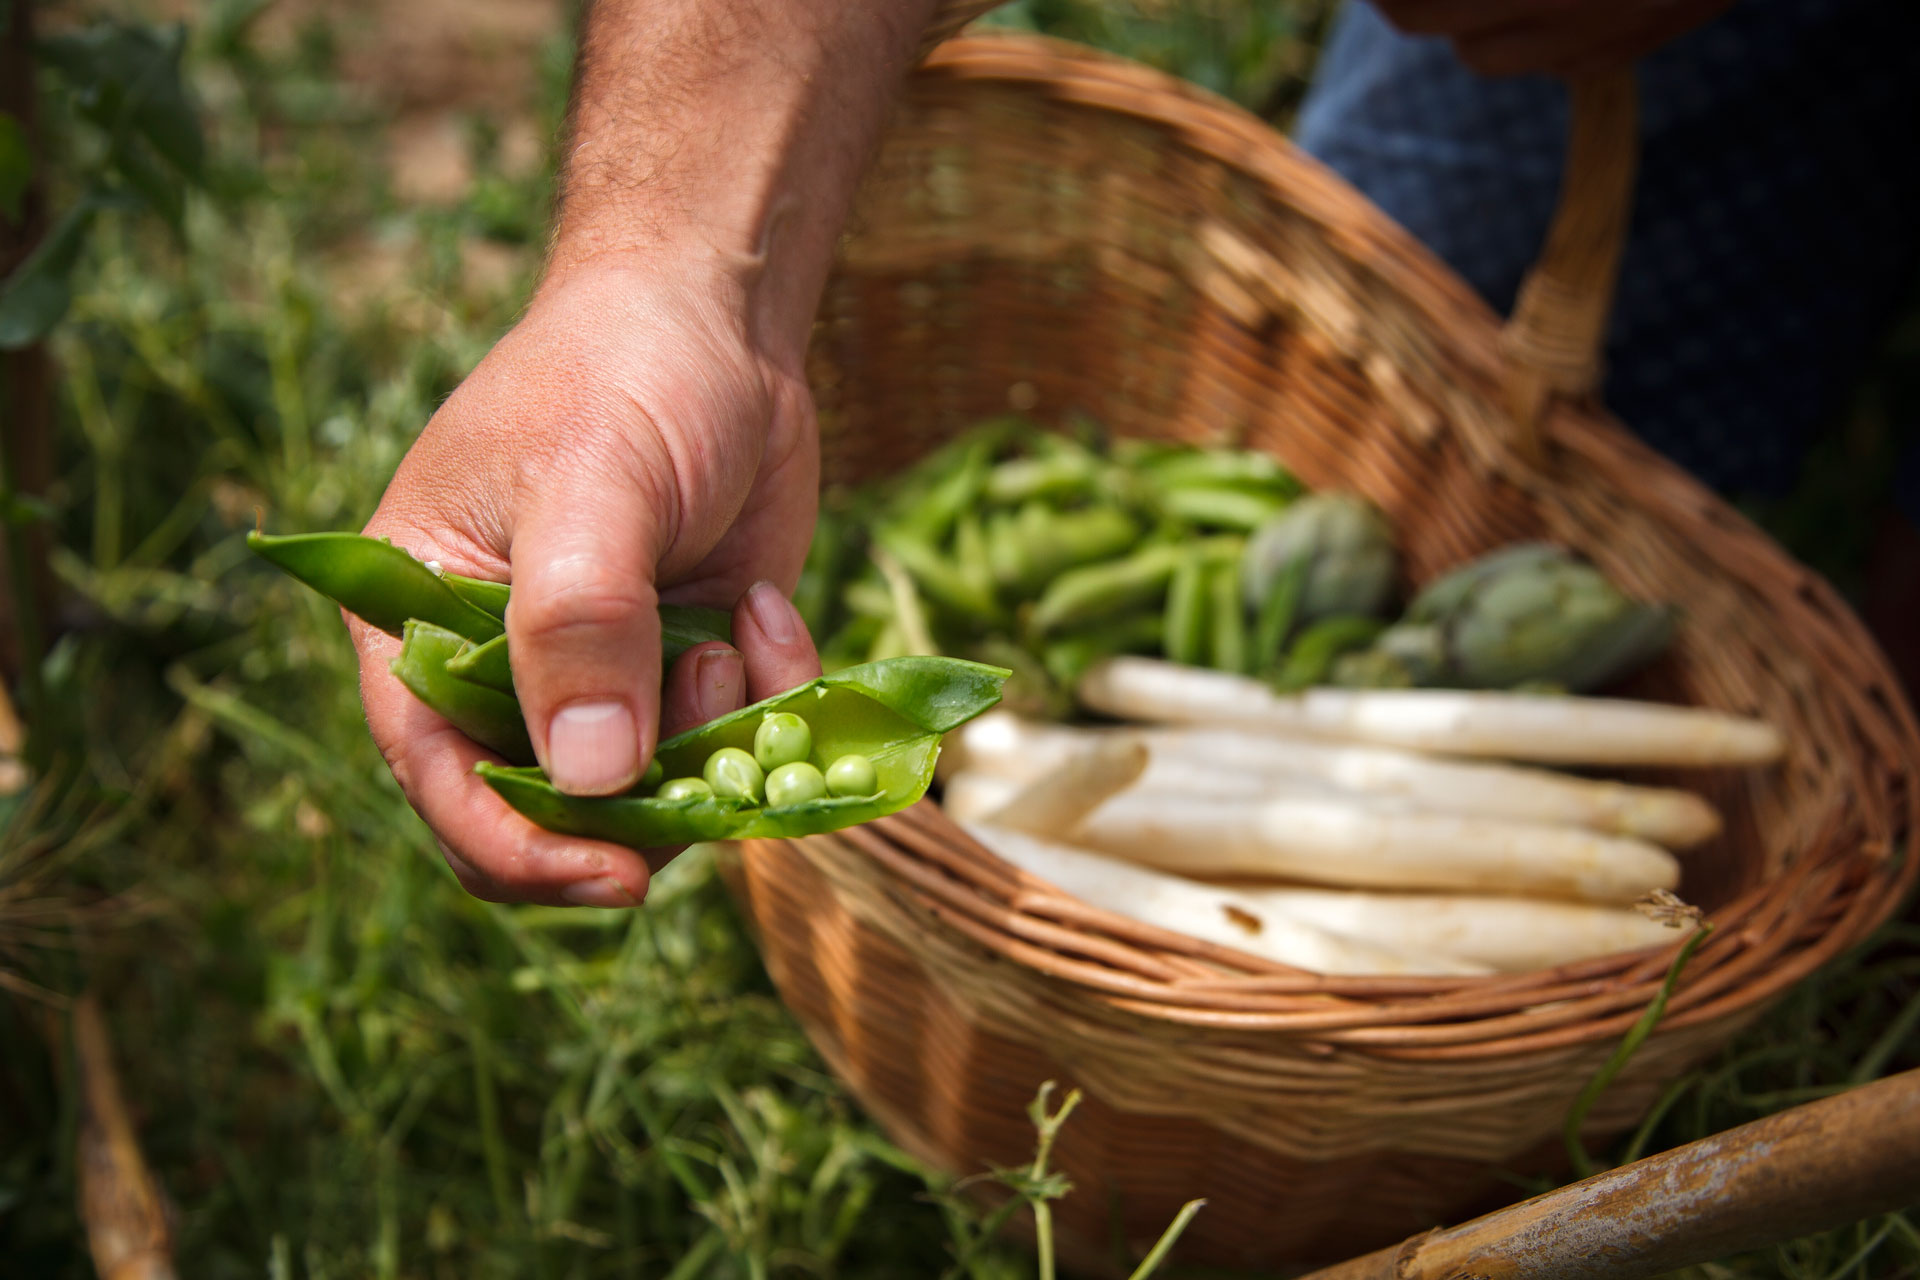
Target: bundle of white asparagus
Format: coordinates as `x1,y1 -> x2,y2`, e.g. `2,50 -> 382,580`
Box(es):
936,658 -> 1785,977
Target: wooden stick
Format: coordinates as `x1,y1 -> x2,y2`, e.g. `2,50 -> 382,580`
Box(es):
75,994 -> 179,1280
1298,1067 -> 1920,1280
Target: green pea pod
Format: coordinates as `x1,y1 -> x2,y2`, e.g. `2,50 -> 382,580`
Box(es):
986,511 -> 1029,591
818,614 -> 883,674
447,634 -> 514,692
1143,449 -> 1299,495
1043,614 -> 1165,688
1028,539 -> 1233,636
1272,615 -> 1387,693
445,604 -> 734,694
1163,551 -> 1210,666
793,500 -> 861,640
1253,552 -> 1310,675
887,432 -> 996,544
1001,504 -> 1141,596
1157,485 -> 1289,532
952,514 -> 998,613
248,530 -> 504,642
843,578 -> 895,619
983,450 -> 1100,506
445,574 -> 511,620
1207,559 -> 1249,674
874,526 -> 1001,623
476,656 -> 1010,846
392,620 -> 535,763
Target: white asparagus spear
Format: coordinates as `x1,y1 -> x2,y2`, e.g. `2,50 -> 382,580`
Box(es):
965,822 -> 1490,977
1076,656 -> 1785,767
942,711 -> 1722,847
943,772 -> 1680,903
975,737 -> 1148,838
1198,882 -> 1695,972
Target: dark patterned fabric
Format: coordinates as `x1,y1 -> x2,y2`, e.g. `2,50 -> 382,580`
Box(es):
1294,0 -> 1920,513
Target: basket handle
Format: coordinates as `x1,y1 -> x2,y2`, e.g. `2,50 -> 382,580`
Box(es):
1497,67 -> 1639,462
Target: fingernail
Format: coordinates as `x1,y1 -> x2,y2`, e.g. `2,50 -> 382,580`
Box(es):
694,647 -> 744,721
744,580 -> 802,646
547,701 -> 639,794
561,877 -> 640,908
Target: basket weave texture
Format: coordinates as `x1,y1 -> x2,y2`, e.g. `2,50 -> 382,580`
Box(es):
726,34 -> 1920,1271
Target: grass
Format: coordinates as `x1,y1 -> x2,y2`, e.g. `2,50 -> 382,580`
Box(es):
1,3 -> 1916,1278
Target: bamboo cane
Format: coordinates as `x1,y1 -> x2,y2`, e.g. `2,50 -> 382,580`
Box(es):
75,995 -> 179,1280
1298,1067 -> 1920,1280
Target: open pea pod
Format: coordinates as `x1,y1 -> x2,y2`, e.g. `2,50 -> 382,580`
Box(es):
475,656 -> 1010,846
250,530 -> 734,686
248,530 -> 504,642
446,606 -> 734,695
393,620 -> 536,764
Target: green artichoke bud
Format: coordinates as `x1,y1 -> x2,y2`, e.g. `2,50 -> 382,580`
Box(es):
1240,494 -> 1397,627
1408,544 -> 1676,692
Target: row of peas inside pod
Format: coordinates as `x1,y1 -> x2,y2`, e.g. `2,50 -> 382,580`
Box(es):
798,415 -> 1682,717
649,712 -> 880,808
246,531 -> 1009,847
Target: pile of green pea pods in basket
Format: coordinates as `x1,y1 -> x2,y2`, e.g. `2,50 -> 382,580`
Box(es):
247,530 -> 1009,847
796,416 -> 1678,720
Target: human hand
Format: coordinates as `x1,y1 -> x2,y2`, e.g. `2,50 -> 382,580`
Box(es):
354,259 -> 822,907
1372,0 -> 1735,76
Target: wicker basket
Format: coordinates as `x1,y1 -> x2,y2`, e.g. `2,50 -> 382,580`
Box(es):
723,32 -> 1920,1273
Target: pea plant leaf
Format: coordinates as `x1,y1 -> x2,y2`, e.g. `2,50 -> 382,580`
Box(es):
0,199 -> 97,350
0,112 -> 28,226
37,20 -> 205,226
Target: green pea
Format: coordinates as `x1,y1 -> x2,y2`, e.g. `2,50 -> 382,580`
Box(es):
766,761 -> 828,807
825,754 -> 879,797
704,747 -> 765,803
657,776 -> 712,801
641,758 -> 665,791
754,712 -> 813,771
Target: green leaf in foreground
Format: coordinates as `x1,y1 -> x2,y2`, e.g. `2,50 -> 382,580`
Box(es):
0,199 -> 97,349
477,657 -> 1009,846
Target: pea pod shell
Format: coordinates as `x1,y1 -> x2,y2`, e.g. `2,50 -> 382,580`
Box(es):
445,574 -> 511,620
391,620 -> 534,763
1207,559 -> 1249,674
445,604 -> 735,694
475,656 -> 1009,846
248,530 -> 504,642
1272,614 -> 1387,692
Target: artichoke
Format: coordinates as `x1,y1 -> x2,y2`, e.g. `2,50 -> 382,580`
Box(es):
1240,493 -> 1397,627
1402,543 -> 1676,692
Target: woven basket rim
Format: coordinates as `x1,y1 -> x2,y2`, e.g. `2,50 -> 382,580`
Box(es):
779,32 -> 1920,1057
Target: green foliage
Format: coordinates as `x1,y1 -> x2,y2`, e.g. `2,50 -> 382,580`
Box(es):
0,19 -> 207,349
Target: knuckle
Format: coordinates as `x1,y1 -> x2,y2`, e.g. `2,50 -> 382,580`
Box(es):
510,562 -> 656,641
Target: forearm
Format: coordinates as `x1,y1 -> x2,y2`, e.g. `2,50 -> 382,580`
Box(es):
546,0 -> 940,362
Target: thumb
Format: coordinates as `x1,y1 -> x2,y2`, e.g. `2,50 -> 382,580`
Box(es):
507,475 -> 670,796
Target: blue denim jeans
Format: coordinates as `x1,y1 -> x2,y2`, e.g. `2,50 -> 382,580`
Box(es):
1293,0 -> 1920,514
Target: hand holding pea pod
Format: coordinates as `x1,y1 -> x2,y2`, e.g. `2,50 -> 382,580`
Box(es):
253,531 -> 1007,892
245,263 -> 838,907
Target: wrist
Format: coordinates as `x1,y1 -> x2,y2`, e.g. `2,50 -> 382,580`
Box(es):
544,0 -> 938,366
